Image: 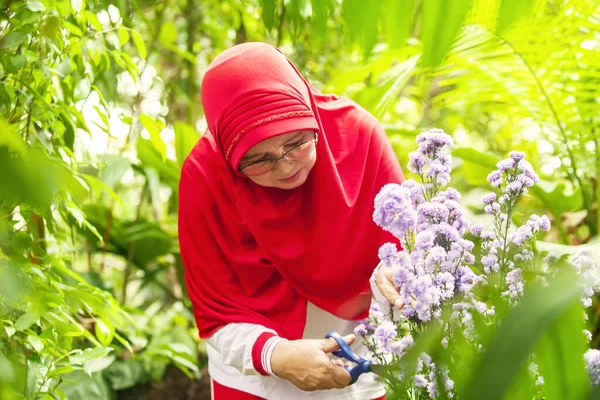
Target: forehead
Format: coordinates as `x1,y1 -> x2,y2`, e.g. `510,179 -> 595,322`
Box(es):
246,130 -> 310,155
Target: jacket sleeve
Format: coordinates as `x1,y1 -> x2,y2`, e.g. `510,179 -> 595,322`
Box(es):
204,323 -> 288,376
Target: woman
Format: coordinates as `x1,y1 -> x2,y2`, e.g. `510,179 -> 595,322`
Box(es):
178,42 -> 404,399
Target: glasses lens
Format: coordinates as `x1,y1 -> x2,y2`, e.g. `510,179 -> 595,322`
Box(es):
241,160 -> 274,176
286,140 -> 315,161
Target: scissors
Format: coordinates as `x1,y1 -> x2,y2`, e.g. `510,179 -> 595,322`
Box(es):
325,331 -> 393,385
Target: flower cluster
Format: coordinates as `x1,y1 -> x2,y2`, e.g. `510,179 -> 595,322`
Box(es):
358,128 -> 600,398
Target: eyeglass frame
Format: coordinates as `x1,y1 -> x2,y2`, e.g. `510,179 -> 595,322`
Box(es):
239,131 -> 319,176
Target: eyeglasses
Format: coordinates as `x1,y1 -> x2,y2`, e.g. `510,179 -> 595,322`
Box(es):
239,132 -> 319,176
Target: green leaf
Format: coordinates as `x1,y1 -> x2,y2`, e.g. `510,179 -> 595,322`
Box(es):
260,0 -> 277,31
27,334 -> 44,352
41,15 -> 61,38
463,273 -> 582,399
118,27 -> 129,46
84,355 -> 116,374
83,11 -> 103,32
311,0 -> 330,41
386,0 -> 414,48
47,365 -> 75,378
64,21 -> 83,37
158,22 -> 177,47
173,122 -> 199,167
99,155 -> 131,190
0,119 -> 25,153
453,147 -> 499,169
70,347 -> 113,365
15,311 -> 40,331
60,370 -> 114,399
71,0 -> 83,13
103,359 -> 145,390
95,319 -> 115,347
0,31 -> 28,50
138,114 -> 166,160
420,0 -> 472,67
131,30 -> 146,59
26,0 -> 46,12
497,0 -> 535,33
535,295 -> 589,400
5,326 -> 16,338
11,54 -> 26,70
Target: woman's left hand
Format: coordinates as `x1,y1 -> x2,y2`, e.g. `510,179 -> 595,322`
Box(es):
375,265 -> 404,309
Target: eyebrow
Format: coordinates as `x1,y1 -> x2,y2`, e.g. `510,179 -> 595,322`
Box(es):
242,131 -> 307,162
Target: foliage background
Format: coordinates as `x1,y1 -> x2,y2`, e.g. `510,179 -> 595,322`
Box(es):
0,0 -> 598,398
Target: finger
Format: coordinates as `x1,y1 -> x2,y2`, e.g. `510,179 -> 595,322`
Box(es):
342,334 -> 356,346
331,359 -> 345,367
320,334 -> 355,353
331,364 -> 352,388
378,269 -> 404,309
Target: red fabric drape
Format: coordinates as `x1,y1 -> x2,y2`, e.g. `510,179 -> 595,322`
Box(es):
178,43 -> 404,340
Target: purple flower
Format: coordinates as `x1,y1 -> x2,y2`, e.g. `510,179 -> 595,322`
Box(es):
487,170 -> 502,187
375,320 -> 397,348
388,335 -> 414,355
418,202 -> 450,224
401,179 -> 425,206
439,188 -> 461,201
436,272 -> 455,298
378,243 -> 398,267
517,160 -> 539,183
414,374 -> 429,387
425,246 -> 447,272
415,231 -> 435,252
482,254 -> 499,274
585,349 -> 600,385
509,151 -> 525,162
504,269 -> 524,299
393,267 -> 415,288
482,192 -> 497,205
456,266 -> 479,292
470,224 -> 484,237
415,128 -> 454,149
506,181 -> 524,194
496,158 -> 516,172
354,324 -> 368,336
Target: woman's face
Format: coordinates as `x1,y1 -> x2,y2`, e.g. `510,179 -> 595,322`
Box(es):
239,130 -> 317,189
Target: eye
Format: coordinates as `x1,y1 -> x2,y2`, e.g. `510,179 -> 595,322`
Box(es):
286,141 -> 301,149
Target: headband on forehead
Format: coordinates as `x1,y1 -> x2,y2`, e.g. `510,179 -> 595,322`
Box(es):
200,43 -> 320,173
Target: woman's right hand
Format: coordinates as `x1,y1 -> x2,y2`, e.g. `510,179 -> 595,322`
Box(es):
270,334 -> 355,391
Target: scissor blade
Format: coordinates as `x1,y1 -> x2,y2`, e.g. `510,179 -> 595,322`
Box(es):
369,363 -> 395,375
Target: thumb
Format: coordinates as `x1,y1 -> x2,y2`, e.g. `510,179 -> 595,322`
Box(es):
379,268 -> 405,309
320,334 -> 356,353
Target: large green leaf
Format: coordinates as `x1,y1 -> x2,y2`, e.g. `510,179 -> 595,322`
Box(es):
463,273 -> 584,399
420,0 -> 472,67
173,121 -> 200,167
260,0 -> 277,31
535,295 -> 589,400
386,0 -> 414,49
99,156 -> 131,190
496,0 -> 536,33
60,370 -> 114,400
0,31 -> 28,49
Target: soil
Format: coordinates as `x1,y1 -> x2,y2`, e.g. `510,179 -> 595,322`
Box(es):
117,364 -> 211,400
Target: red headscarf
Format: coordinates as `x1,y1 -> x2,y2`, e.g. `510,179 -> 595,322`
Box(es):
178,42 -> 404,340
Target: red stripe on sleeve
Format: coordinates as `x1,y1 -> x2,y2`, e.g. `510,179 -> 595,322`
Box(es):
252,332 -> 277,376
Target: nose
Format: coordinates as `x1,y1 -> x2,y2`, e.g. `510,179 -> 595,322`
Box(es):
275,157 -> 295,175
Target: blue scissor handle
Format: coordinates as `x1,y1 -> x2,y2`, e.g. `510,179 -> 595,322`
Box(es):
324,331 -> 371,385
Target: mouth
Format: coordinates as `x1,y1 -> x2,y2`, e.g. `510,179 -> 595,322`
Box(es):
280,170 -> 302,184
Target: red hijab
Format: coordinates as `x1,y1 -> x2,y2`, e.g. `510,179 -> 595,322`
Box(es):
178,43 -> 404,340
